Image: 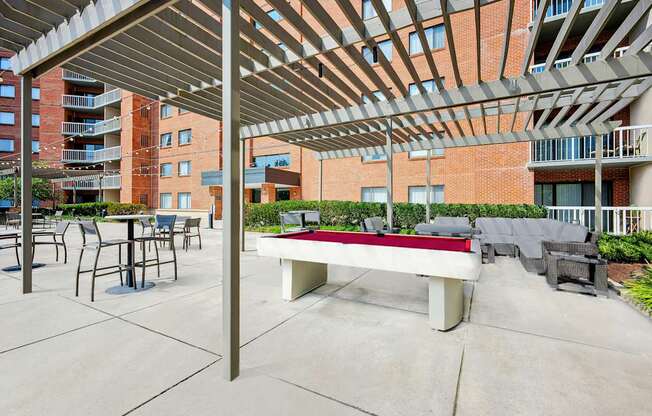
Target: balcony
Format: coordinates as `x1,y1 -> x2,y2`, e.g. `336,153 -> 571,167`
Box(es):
61,89 -> 121,111
530,47 -> 628,73
547,206 -> 652,234
529,125 -> 652,169
61,117 -> 121,137
61,69 -> 100,84
61,146 -> 121,164
60,175 -> 121,190
531,0 -> 604,21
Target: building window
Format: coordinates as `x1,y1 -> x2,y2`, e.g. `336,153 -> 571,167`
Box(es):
254,9 -> 283,29
160,163 -> 172,177
0,138 -> 14,152
160,193 -> 172,209
534,182 -> 613,206
251,189 -> 261,203
408,185 -> 444,204
362,90 -> 387,104
160,132 -> 172,148
408,148 -> 444,158
0,57 -> 10,71
160,104 -> 173,119
178,160 -> 191,176
362,153 -> 387,162
140,134 -> 150,147
362,0 -> 391,19
253,153 -> 290,168
361,186 -> 387,203
408,79 -> 440,96
409,25 -> 445,55
32,87 -> 40,100
276,188 -> 291,201
32,140 -> 40,154
178,129 -> 192,145
178,192 -> 191,209
179,107 -> 189,114
32,114 -> 40,127
362,40 -> 392,64
0,84 -> 15,98
139,193 -> 148,205
0,112 -> 14,125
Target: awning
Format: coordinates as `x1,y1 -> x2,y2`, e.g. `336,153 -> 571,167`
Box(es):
201,167 -> 300,188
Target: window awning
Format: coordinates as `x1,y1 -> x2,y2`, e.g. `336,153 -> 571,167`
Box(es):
201,167 -> 300,188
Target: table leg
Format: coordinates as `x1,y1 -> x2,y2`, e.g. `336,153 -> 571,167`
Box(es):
428,276 -> 464,331
127,219 -> 134,287
281,259 -> 327,300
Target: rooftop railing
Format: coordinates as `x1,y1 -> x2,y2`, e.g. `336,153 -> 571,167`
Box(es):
530,47 -> 628,73
547,206 -> 652,234
61,69 -> 99,83
61,146 -> 121,164
61,117 -> 121,136
60,175 -> 121,190
530,125 -> 651,165
61,89 -> 121,109
531,0 -> 604,21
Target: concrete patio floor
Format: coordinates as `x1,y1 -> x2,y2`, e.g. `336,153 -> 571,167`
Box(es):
1,222 -> 651,415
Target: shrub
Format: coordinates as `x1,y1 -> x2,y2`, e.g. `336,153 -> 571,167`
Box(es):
623,267 -> 652,313
58,202 -> 145,217
245,200 -> 547,230
598,232 -> 652,263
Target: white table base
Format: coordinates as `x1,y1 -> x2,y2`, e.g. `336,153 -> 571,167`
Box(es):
282,259 -> 327,300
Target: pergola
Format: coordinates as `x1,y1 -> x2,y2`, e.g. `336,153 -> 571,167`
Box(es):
3,0 -> 652,380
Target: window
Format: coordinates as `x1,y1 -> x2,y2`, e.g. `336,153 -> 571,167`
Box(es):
139,193 -> 148,205
178,160 -> 191,176
409,25 -> 445,55
409,148 -> 444,158
179,107 -> 189,114
362,40 -> 392,64
534,182 -> 613,206
361,187 -> 387,203
160,132 -> 172,148
254,9 -> 283,29
178,192 -> 191,209
0,57 -> 10,71
362,0 -> 391,19
160,163 -> 172,177
408,185 -> 444,204
178,129 -> 192,145
276,188 -> 291,201
362,90 -> 386,104
253,153 -> 290,168
140,134 -> 150,147
0,138 -> 14,152
160,193 -> 172,209
362,153 -> 387,162
160,104 -> 173,119
408,79 -> 440,96
0,112 -> 14,125
31,140 -> 40,154
32,114 -> 40,127
0,84 -> 16,98
31,87 -> 40,100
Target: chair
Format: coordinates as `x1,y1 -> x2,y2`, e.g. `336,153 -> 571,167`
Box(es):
360,216 -> 398,233
32,221 -> 70,263
135,215 -> 178,289
0,233 -> 21,266
5,212 -> 20,229
139,217 -> 155,251
280,212 -> 304,233
75,220 -> 134,302
182,217 -> 202,251
542,240 -> 608,297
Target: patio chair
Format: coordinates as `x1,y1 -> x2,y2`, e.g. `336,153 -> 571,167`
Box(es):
182,217 -> 202,251
135,215 -> 178,288
75,220 -> 134,302
0,233 -> 21,266
280,212 -> 304,233
542,240 -> 608,297
139,217 -> 155,251
5,212 -> 20,229
360,217 -> 399,233
32,221 -> 70,264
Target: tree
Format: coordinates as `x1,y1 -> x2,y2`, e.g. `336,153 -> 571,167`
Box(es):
0,177 -> 54,204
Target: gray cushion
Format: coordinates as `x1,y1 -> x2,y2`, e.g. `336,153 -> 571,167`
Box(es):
432,216 -> 470,227
475,217 -> 514,236
515,238 -> 543,258
556,222 -> 589,243
415,223 -> 473,236
512,218 -> 545,237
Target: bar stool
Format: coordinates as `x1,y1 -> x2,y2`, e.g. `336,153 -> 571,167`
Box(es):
135,215 -> 178,288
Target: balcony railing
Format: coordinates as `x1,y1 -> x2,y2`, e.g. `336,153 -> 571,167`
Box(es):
61,89 -> 121,109
61,146 -> 121,164
61,69 -> 99,83
532,0 -> 604,20
547,206 -> 652,234
530,125 -> 651,164
60,175 -> 121,190
530,47 -> 628,73
61,117 -> 121,136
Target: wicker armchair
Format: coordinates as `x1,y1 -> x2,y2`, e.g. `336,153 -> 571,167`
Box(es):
542,240 -> 608,297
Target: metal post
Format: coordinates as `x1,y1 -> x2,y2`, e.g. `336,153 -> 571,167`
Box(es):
13,168 -> 17,207
426,149 -> 432,223
73,185 -> 77,204
98,174 -> 103,203
240,139 -> 245,252
386,119 -> 393,230
20,75 -> 33,294
318,159 -> 323,202
222,0 -> 241,382
52,182 -> 56,210
595,134 -> 603,234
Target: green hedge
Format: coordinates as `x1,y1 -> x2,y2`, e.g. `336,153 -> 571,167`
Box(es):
623,267 -> 652,313
598,231 -> 652,263
245,200 -> 547,230
59,202 -> 146,217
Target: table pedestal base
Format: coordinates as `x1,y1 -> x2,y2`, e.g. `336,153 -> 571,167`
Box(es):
106,281 -> 155,295
282,259 -> 327,300
428,276 -> 464,331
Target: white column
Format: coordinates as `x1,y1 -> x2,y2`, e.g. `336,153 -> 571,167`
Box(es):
386,119 -> 393,230
222,0 -> 241,382
595,134 -> 603,233
425,149 -> 432,223
240,139 -> 245,251
20,75 -> 33,294
318,159 -> 323,202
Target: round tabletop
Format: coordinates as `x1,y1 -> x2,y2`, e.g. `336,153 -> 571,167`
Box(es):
105,214 -> 154,221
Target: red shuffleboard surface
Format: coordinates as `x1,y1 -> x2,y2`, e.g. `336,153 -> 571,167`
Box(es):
276,230 -> 472,252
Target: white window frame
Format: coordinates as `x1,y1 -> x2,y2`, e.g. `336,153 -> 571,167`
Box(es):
362,0 -> 391,20
160,104 -> 173,119
0,84 -> 16,98
160,132 -> 172,148
361,186 -> 387,203
362,39 -> 392,64
178,129 -> 192,145
408,185 -> 445,204
408,148 -> 445,158
160,193 -> 172,209
178,160 -> 191,176
409,24 -> 445,55
178,192 -> 192,209
160,163 -> 173,177
0,112 -> 14,125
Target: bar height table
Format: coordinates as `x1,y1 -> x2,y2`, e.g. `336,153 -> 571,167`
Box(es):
105,214 -> 153,290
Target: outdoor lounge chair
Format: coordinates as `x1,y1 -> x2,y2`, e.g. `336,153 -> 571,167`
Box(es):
360,217 -> 398,233
32,221 -> 70,263
542,240 -> 608,296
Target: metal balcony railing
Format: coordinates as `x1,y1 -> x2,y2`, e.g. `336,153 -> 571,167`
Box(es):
61,146 -> 121,164
530,125 -> 652,164
60,175 -> 121,190
531,0 -> 604,21
61,89 -> 120,109
61,69 -> 99,83
547,206 -> 652,234
61,117 -> 121,136
530,47 -> 628,73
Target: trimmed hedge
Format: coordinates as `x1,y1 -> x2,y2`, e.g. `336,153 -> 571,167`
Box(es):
245,200 -> 547,230
623,266 -> 652,313
598,231 -> 652,263
59,202 -> 146,217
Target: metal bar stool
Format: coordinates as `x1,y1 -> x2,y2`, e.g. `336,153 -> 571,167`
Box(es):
135,214 -> 178,289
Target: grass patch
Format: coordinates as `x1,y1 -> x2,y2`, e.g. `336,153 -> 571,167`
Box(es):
623,267 -> 652,313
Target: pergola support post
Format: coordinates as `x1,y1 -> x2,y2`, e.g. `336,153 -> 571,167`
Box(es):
98,174 -> 103,203
386,119 -> 393,230
426,150 -> 431,223
240,139 -> 245,252
595,134 -> 603,233
13,169 -> 17,206
222,0 -> 241,382
318,159 -> 323,203
20,75 -> 33,294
